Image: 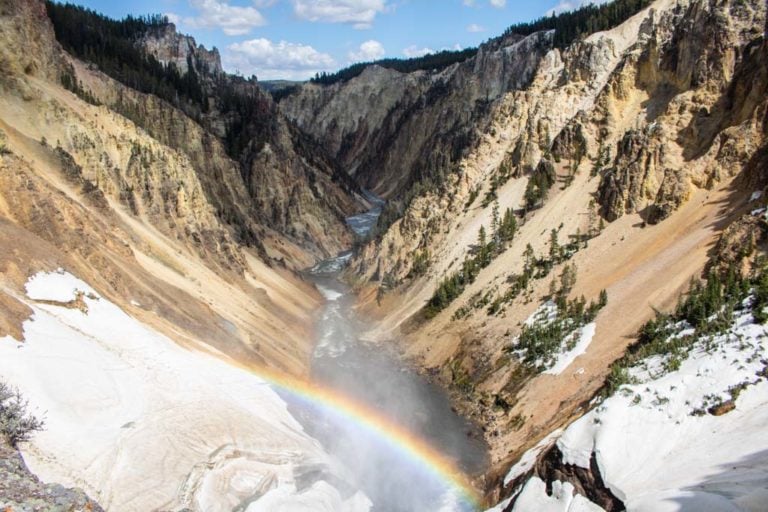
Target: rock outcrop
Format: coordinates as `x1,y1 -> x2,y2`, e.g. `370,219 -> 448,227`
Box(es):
0,439 -> 104,512
139,23 -> 223,76
281,32 -> 552,198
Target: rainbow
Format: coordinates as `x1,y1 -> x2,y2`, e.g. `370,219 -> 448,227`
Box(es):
231,360 -> 483,508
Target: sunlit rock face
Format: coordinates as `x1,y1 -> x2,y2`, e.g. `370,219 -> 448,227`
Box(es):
280,32 -> 551,198
139,23 -> 224,76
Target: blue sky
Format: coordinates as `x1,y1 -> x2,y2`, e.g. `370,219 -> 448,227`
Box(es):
69,0 -> 593,80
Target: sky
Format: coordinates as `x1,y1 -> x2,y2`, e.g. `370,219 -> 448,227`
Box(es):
69,0 -> 597,80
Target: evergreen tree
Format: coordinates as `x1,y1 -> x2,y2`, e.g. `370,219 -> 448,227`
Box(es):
524,243 -> 535,275
491,200 -> 500,243
549,229 -> 560,264
559,263 -> 577,296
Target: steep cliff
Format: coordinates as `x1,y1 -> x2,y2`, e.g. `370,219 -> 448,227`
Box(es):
281,32 -> 551,199
46,1 -> 364,263
0,0 -> 343,376
342,0 -> 767,504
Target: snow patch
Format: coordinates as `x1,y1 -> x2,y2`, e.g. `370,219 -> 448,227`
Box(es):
525,300 -> 558,326
544,323 -> 596,376
25,270 -> 95,302
512,477 -> 605,512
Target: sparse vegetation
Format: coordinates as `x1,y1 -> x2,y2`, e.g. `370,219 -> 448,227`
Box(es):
485,234 -> 585,316
424,205 -> 518,318
524,160 -> 556,211
501,0 -> 654,49
310,48 -> 478,86
60,67 -> 101,106
591,144 -> 610,177
408,249 -> 431,278
506,282 -> 607,372
0,381 -> 44,446
482,160 -> 515,208
602,263 -> 766,396
464,186 -> 480,210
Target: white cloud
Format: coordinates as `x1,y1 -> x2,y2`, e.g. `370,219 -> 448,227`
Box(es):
292,0 -> 387,27
174,0 -> 267,36
466,23 -> 485,32
490,0 -> 506,7
548,0 -> 609,14
348,40 -> 385,62
438,43 -> 463,52
165,12 -> 181,25
402,45 -> 434,58
224,38 -> 335,80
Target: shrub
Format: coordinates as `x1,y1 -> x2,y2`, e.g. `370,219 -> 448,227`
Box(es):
0,382 -> 44,446
409,249 -> 431,278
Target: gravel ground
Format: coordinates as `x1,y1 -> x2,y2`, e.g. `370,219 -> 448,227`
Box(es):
0,439 -> 103,512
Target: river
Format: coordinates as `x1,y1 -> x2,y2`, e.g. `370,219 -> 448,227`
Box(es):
281,197 -> 489,511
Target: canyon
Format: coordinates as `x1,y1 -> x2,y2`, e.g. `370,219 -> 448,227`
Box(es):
0,0 -> 767,510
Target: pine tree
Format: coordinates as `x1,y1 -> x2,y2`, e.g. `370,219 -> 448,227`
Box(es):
588,199 -> 599,238
491,200 -> 500,243
524,243 -> 535,275
478,225 -> 487,248
560,263 -> 577,296
499,208 -> 517,242
549,229 -> 560,264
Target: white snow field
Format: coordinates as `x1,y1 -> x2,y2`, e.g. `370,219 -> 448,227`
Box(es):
500,302 -> 768,512
0,270 -> 370,512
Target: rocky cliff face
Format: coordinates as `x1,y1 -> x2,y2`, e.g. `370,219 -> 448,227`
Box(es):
0,438 -> 104,512
0,0 -> 342,376
340,0 -> 767,504
102,22 -> 362,264
0,0 -> 59,93
139,23 -> 223,76
280,32 -> 551,198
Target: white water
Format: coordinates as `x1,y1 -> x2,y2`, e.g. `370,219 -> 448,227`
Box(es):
294,197 -> 489,511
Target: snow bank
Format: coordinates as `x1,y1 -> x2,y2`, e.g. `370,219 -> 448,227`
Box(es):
525,300 -> 558,326
557,308 -> 768,511
503,429 -> 563,485
514,301 -> 598,374
24,269 -> 92,302
245,481 -> 371,512
0,271 -> 368,512
513,477 -> 605,512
